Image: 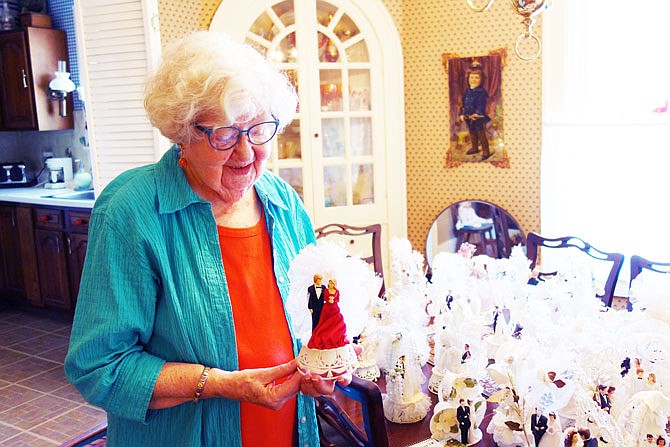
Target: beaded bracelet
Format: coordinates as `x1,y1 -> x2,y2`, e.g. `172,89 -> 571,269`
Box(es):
193,366 -> 211,405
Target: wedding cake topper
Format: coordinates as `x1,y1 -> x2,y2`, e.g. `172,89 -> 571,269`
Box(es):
286,240 -> 380,380
296,276 -> 358,379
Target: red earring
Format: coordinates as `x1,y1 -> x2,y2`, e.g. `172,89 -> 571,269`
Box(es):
177,144 -> 187,168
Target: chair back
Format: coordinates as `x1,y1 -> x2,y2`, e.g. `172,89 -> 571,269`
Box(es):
315,376 -> 389,447
525,232 -> 624,307
314,223 -> 385,296
58,423 -> 107,447
630,255 -> 670,283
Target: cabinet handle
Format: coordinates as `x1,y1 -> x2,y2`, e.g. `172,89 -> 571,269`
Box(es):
74,218 -> 87,226
66,235 -> 72,255
55,235 -> 61,253
21,69 -> 28,89
39,215 -> 50,222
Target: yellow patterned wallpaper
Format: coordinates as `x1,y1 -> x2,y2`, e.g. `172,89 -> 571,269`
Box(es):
156,0 -> 542,255
389,0 -> 542,253
156,0 -> 219,44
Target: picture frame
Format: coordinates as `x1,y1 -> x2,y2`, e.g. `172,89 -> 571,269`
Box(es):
443,49 -> 509,168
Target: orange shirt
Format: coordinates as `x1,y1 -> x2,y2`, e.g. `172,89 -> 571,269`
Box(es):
218,219 -> 297,447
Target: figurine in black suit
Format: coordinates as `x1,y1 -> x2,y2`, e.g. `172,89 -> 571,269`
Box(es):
578,427 -> 598,446
596,384 -> 611,413
307,274 -> 326,330
461,343 -> 471,364
531,407 -> 548,446
457,398 -> 471,445
492,306 -> 500,333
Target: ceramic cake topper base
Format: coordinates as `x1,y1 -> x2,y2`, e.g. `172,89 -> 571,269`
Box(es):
382,392 -> 432,424
296,344 -> 358,380
354,363 -> 381,381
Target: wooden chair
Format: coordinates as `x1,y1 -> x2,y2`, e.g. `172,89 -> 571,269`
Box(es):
451,202 -> 498,258
316,376 -> 389,447
525,232 -> 624,307
630,255 -> 670,283
314,223 -> 385,297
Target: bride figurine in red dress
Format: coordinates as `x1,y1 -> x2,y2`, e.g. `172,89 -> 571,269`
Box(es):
297,278 -> 358,379
308,279 -> 349,349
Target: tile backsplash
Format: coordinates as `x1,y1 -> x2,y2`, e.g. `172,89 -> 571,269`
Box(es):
0,110 -> 91,185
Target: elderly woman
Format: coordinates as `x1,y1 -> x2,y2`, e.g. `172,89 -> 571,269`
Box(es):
65,31 -> 338,447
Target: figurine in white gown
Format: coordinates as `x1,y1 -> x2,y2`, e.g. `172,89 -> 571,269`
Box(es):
538,412 -> 563,447
382,332 -> 431,423
562,428 -> 584,447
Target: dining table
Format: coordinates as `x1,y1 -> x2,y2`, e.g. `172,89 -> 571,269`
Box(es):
327,363 -> 498,447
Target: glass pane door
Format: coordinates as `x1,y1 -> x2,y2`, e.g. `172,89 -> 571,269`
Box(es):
243,0 -> 377,218
245,1 -> 307,201
211,0 -> 407,288
315,1 -> 374,211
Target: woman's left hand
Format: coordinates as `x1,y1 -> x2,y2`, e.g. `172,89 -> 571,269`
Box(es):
300,372 -> 353,397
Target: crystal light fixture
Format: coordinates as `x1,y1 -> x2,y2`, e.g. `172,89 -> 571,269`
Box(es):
465,0 -> 552,61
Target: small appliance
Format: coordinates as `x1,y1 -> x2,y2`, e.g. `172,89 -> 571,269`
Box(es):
0,162 -> 36,188
44,157 -> 73,189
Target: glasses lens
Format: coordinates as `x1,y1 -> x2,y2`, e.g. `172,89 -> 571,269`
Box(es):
209,127 -> 240,149
247,122 -> 278,145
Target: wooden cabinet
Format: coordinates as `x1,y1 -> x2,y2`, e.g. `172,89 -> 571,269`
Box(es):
0,202 -> 89,310
0,27 -> 73,130
32,206 -> 90,310
67,211 -> 90,307
16,205 -> 40,305
0,204 -> 23,299
34,228 -> 70,309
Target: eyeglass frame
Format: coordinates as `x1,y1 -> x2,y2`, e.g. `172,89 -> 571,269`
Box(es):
193,116 -> 280,151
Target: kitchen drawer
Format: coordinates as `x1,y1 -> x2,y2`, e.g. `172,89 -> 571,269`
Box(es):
34,207 -> 64,229
68,211 -> 90,233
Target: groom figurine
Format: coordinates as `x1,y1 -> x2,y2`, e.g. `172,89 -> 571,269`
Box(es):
457,398 -> 471,445
531,407 -> 548,447
578,428 -> 598,446
307,274 -> 326,330
596,384 -> 611,413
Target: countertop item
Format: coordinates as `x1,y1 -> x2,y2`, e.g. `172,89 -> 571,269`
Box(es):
0,185 -> 95,209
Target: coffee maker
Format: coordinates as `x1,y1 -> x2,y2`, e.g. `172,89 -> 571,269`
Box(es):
44,157 -> 73,189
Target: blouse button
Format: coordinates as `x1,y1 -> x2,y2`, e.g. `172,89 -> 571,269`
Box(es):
300,416 -> 306,423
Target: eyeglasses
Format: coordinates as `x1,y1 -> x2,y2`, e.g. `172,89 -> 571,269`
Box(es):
194,118 -> 279,151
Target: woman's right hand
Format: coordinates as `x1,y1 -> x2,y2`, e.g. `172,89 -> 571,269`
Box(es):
210,360 -> 303,410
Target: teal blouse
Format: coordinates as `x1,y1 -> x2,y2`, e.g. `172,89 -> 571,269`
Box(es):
65,148 -> 319,447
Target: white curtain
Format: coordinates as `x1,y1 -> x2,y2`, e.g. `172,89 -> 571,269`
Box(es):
542,0 -> 670,295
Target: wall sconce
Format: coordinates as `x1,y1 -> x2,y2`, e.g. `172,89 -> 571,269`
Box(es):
466,0 -> 552,61
47,60 -> 76,117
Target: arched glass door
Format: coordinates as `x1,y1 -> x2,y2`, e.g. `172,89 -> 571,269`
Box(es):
211,0 -> 406,277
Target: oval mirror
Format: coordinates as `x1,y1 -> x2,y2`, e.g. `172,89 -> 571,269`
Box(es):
425,200 -> 525,265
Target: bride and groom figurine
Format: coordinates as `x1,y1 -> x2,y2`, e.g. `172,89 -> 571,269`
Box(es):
297,274 -> 358,379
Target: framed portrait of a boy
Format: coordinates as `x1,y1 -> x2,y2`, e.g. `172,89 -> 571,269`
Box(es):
443,49 -> 509,168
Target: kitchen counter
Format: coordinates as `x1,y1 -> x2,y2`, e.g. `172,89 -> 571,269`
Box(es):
0,186 -> 95,209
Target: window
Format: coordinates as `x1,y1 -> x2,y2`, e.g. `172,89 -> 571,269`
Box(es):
542,0 -> 670,294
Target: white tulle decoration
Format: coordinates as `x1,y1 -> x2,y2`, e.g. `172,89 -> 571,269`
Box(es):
281,233 -> 670,443
380,237 -> 432,348
630,270 -> 670,315
285,240 -> 380,344
381,329 -> 432,423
